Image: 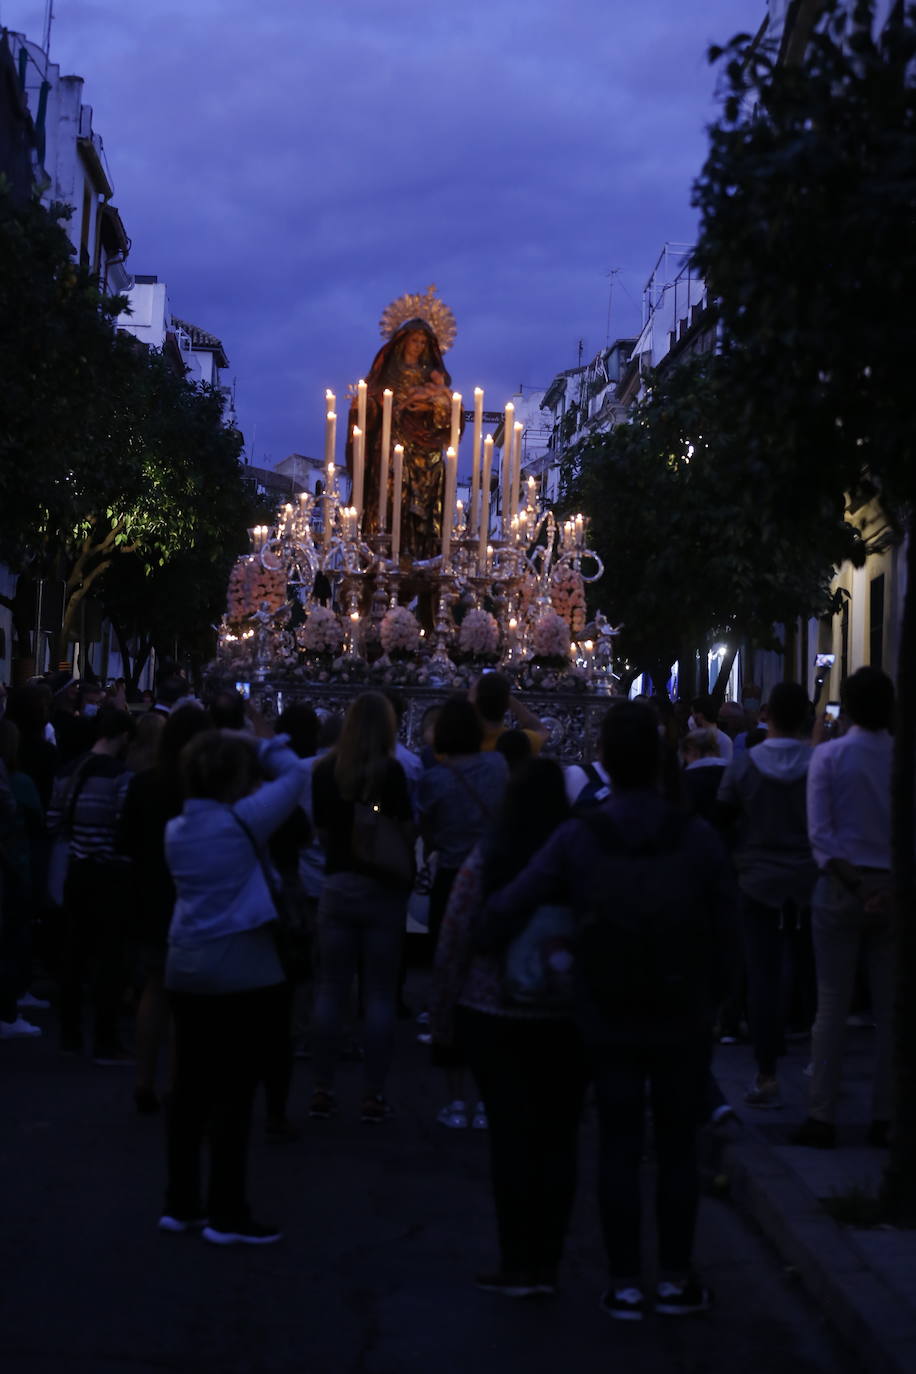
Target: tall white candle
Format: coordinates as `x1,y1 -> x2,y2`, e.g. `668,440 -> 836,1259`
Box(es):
442,447 -> 457,565
378,389 -> 393,531
352,425 -> 364,519
325,388 -> 336,414
357,379 -> 367,434
502,402 -> 515,531
478,435 -> 493,572
324,462 -> 336,547
470,387 -> 483,535
510,420 -> 523,517
324,410 -> 337,469
450,392 -> 462,456
391,445 -> 403,564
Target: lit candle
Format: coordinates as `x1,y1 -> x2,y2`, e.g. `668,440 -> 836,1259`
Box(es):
352,425 -> 364,519
378,388 -> 393,531
442,446 -> 457,565
510,420 -> 523,517
527,475 -> 536,509
450,392 -> 462,455
324,409 -> 337,469
391,444 -> 403,564
502,402 -> 515,530
324,463 -> 335,547
510,514 -> 519,544
478,435 -> 493,572
470,387 -> 483,535
325,388 -> 336,413
575,512 -> 584,546
356,379 -> 367,434
486,544 -> 494,573
455,498 -> 464,533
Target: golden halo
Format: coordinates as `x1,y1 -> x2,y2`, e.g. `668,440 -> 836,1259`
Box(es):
379,284 -> 457,352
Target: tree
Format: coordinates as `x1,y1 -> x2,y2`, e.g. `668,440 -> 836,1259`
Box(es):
692,0 -> 916,1220
561,354 -> 865,696
0,184 -> 252,671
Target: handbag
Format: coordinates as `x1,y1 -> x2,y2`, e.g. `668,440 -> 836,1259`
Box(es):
351,800 -> 416,890
231,812 -> 309,982
502,904 -> 577,1011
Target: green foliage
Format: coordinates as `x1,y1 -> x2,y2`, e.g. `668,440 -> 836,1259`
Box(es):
0,185 -> 253,662
692,0 -> 916,518
561,356 -> 865,680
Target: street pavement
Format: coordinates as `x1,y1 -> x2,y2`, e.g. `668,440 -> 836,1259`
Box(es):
1,979 -> 862,1374
713,1028 -> 916,1374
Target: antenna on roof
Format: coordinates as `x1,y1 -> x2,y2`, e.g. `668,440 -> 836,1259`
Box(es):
605,268 -> 620,347
43,2 -> 55,56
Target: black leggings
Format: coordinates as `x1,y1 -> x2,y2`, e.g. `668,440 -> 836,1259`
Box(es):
459,1006 -> 587,1275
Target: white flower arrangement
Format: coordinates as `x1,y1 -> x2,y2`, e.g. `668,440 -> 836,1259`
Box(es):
458,608 -> 500,657
380,605 -> 420,656
531,610 -> 571,660
297,605 -> 343,655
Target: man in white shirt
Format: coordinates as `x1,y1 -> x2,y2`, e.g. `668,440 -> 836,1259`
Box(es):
791,667 -> 895,1149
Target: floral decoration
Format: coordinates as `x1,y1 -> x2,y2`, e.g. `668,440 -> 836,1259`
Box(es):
297,605 -> 343,656
531,611 -> 571,660
226,556 -> 286,623
380,605 -> 421,656
550,564 -> 587,636
457,608 -> 500,658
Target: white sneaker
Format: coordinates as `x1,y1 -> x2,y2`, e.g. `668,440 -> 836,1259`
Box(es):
0,1015 -> 43,1039
437,1100 -> 468,1129
17,992 -> 50,1010
471,1102 -> 489,1130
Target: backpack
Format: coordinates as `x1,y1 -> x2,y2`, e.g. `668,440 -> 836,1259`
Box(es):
576,808 -> 714,1022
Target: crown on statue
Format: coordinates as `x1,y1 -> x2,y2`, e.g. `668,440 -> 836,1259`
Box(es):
379,284 -> 457,352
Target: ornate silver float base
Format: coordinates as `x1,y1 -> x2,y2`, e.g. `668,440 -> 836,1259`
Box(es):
247,676 -> 612,765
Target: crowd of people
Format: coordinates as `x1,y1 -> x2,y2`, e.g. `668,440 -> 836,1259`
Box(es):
0,664 -> 897,1318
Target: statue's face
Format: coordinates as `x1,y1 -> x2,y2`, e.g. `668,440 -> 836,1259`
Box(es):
402,330 -> 427,364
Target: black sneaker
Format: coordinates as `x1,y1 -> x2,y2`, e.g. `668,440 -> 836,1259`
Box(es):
789,1116 -> 836,1149
308,1089 -> 337,1119
202,1220 -> 283,1246
655,1278 -> 713,1316
601,1286 -> 645,1321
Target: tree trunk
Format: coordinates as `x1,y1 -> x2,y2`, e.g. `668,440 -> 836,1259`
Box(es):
880,519 -> 916,1224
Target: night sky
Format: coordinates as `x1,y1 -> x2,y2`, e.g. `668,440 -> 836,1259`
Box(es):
5,1 -> 766,470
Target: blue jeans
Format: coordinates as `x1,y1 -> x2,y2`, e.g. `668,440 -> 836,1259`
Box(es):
590,1037 -> 710,1281
312,872 -> 407,1096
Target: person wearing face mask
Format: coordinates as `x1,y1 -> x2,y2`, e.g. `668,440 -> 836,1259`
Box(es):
688,696 -> 734,763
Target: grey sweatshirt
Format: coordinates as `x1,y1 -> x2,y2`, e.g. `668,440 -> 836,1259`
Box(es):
717,739 -> 817,907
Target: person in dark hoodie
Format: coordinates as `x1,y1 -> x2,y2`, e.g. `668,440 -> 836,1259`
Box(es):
479,702 -> 736,1321
716,682 -> 817,1109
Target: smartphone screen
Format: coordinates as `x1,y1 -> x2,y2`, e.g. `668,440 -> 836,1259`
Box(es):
825,701 -> 840,722
235,681 -> 251,700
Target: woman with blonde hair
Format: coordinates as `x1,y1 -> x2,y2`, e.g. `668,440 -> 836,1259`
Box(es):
310,691 -> 413,1122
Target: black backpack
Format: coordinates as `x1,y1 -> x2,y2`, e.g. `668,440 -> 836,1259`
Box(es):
576,808 -> 714,1022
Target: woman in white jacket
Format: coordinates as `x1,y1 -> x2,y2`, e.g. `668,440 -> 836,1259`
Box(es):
161,729 -> 311,1246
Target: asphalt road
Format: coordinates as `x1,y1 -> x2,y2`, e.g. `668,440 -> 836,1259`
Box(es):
0,982 -> 862,1374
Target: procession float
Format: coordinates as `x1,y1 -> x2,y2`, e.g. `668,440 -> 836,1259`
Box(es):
213,289 -> 620,762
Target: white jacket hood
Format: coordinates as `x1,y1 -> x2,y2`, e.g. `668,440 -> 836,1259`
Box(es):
749,738 -> 812,784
